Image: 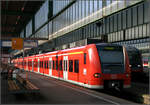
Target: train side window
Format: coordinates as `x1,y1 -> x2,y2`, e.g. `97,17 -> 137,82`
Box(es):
63,60 -> 65,71
84,53 -> 86,64
49,61 -> 51,69
69,60 -> 73,72
44,61 -> 46,68
53,60 -> 55,70
47,61 -> 48,69
74,60 -> 79,73
59,60 -> 62,70
46,61 -> 47,68
42,61 -> 43,68
66,60 -> 68,71
45,61 -> 47,68
40,61 -> 41,67
56,60 -> 58,70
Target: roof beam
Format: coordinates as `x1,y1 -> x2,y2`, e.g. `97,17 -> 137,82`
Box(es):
2,24 -> 16,27
1,10 -> 34,16
1,37 -> 48,40
1,32 -> 19,35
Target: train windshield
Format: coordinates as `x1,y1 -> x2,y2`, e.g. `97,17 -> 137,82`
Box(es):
96,45 -> 124,74
127,50 -> 143,69
128,51 -> 141,65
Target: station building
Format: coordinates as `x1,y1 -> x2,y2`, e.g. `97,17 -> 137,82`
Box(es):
13,0 -> 149,61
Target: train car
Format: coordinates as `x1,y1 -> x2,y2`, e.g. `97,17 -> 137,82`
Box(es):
27,55 -> 35,72
13,43 -> 131,89
125,46 -> 143,73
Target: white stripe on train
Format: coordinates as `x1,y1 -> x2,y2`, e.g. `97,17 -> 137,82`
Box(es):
23,69 -> 130,89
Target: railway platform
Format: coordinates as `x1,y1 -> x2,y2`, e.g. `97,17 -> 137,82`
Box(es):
1,64 -> 149,104
1,69 -> 136,104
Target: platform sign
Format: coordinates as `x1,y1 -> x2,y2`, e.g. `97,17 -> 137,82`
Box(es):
24,40 -> 38,48
12,38 -> 23,50
2,41 -> 12,47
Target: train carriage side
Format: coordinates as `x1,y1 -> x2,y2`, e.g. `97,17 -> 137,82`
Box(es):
43,55 -> 50,76
63,47 -> 86,84
38,54 -> 44,74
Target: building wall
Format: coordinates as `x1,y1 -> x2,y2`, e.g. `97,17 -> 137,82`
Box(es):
51,0 -> 150,55
16,0 -> 150,56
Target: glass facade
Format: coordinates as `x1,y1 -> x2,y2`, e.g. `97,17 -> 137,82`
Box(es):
35,0 -> 49,30
53,0 -> 72,16
16,0 -> 149,57
20,30 -> 24,38
26,20 -> 32,37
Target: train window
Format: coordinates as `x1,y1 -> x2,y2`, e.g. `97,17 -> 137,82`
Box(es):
63,60 -> 67,71
44,61 -> 46,68
47,61 -> 48,69
66,60 -> 68,71
63,60 -> 65,71
74,60 -> 79,73
45,61 -> 47,68
53,60 -> 55,70
49,61 -> 52,69
40,61 -> 41,67
59,60 -> 62,70
42,61 -> 43,68
69,60 -> 73,72
46,61 -> 47,68
84,53 -> 86,64
56,60 -> 58,70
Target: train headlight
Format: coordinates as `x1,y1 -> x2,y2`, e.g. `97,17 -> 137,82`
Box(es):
94,73 -> 101,78
129,65 -> 132,67
138,65 -> 141,67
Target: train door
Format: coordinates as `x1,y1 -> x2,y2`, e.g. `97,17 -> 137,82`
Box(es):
27,58 -> 28,71
38,58 -> 40,73
63,56 -> 68,80
32,59 -> 34,72
49,57 -> 52,76
34,58 -> 38,72
74,59 -> 79,82
59,56 -> 63,79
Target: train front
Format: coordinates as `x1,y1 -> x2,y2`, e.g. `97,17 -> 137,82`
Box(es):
94,44 -> 131,89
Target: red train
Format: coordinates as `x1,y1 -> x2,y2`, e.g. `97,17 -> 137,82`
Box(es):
125,46 -> 143,73
12,43 -> 131,89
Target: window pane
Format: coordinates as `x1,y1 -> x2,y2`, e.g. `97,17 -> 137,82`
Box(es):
138,4 -> 144,25
74,60 -> 79,73
132,6 -> 137,26
127,8 -> 132,28
69,60 -> 73,72
122,10 -> 127,29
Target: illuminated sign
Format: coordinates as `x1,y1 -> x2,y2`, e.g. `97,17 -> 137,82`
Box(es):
24,40 -> 38,48
104,47 -> 115,50
2,41 -> 12,47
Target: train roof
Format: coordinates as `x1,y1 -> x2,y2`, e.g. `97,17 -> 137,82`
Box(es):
124,45 -> 139,52
95,43 -> 122,47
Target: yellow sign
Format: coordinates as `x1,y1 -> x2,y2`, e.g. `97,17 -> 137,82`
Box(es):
12,38 -> 23,50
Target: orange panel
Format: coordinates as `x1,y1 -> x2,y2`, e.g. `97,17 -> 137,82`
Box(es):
12,38 -> 23,50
